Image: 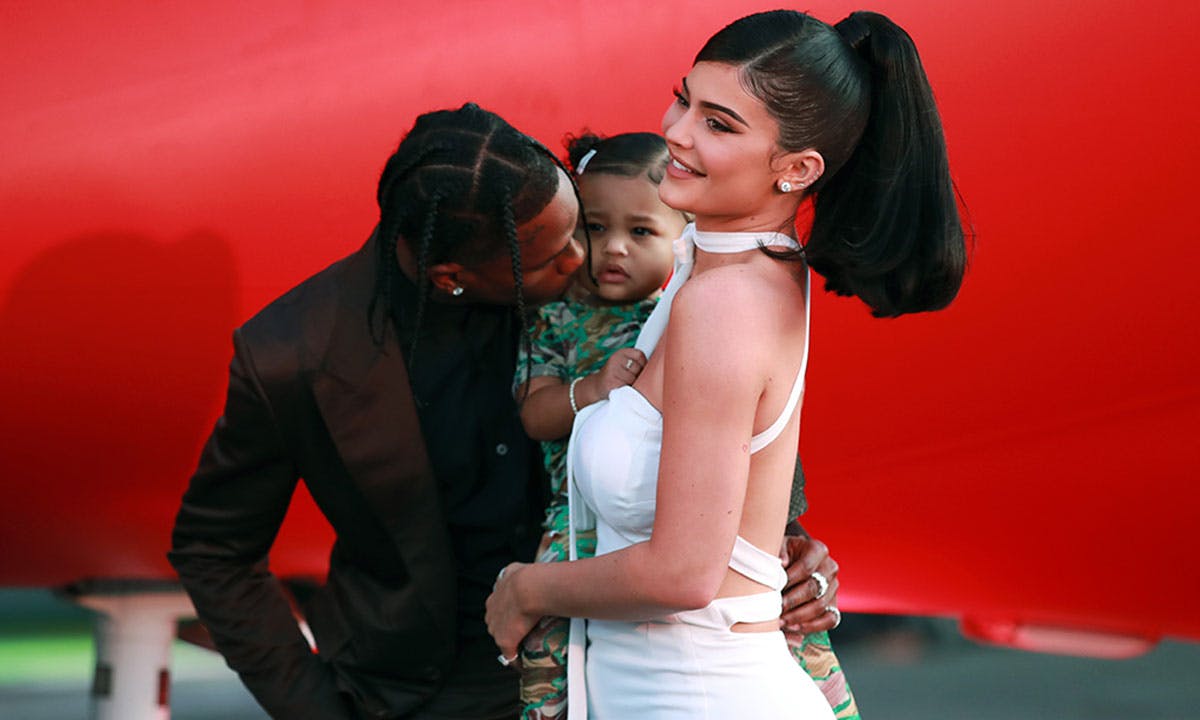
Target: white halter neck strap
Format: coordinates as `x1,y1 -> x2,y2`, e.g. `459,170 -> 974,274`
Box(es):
692,225 -> 802,254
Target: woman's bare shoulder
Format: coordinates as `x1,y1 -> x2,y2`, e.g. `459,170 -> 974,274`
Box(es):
670,266 -> 787,332
665,268 -> 777,365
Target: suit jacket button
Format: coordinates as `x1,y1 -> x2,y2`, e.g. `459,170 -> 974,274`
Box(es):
495,443 -> 509,456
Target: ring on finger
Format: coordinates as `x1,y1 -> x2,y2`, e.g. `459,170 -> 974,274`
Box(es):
624,358 -> 635,371
810,571 -> 829,600
826,606 -> 842,629
493,566 -> 506,590
497,653 -> 518,667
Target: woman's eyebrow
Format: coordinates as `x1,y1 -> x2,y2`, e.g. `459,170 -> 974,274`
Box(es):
683,77 -> 750,128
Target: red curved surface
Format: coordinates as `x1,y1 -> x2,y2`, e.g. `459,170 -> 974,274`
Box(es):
2,1 -> 1197,652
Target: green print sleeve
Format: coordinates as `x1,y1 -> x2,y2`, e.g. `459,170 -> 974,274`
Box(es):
514,301 -> 571,397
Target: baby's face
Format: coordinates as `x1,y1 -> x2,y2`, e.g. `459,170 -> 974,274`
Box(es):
577,173 -> 688,304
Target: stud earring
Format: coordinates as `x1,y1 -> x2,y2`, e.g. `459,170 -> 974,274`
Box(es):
451,286 -> 464,297
779,181 -> 793,193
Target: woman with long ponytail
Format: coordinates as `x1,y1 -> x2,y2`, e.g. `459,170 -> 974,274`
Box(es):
488,10 -> 966,718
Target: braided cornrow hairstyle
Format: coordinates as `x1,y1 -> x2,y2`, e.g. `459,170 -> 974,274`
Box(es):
498,188 -> 534,394
370,103 -> 581,378
406,192 -> 441,362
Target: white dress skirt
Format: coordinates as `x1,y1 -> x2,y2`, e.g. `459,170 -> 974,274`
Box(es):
585,606 -> 833,718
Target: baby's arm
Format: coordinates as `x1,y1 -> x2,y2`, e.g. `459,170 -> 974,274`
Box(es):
517,347 -> 646,441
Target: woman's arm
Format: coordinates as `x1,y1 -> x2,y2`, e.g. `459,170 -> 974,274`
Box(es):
489,273 -> 767,655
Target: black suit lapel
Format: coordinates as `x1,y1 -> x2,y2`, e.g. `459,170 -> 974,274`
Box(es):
310,235 -> 455,635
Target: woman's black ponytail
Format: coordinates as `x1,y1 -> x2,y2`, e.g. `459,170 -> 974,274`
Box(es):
808,12 -> 966,317
697,10 -> 967,317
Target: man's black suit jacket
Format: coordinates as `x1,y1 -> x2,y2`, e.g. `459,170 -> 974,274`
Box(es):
170,235 -> 462,719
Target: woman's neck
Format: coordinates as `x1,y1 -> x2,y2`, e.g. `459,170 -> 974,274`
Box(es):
691,204 -> 800,237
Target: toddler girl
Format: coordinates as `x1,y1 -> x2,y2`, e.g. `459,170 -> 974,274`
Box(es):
513,131 -> 687,719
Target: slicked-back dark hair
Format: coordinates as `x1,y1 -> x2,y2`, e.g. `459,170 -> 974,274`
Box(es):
696,10 -> 968,317
370,103 -> 580,363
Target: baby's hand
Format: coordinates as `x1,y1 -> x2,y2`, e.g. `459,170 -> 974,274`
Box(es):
594,348 -> 646,396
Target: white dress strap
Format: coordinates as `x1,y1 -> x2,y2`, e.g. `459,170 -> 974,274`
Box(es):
633,226 -> 694,355
566,403 -> 596,720
728,535 -> 788,590
748,267 -> 811,454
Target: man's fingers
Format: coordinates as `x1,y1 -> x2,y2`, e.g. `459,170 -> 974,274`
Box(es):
784,535 -> 830,584
817,556 -> 839,583
781,586 -> 840,633
782,575 -> 839,617
778,532 -> 842,635
783,607 -> 838,635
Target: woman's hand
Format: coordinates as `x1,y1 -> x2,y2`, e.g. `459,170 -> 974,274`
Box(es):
485,562 -> 541,665
779,533 -> 842,634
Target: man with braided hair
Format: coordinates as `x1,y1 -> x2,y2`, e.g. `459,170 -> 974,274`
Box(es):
170,103 -> 842,720
171,104 -> 586,719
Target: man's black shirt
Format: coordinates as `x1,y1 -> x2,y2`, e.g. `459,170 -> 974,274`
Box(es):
392,274 -> 545,650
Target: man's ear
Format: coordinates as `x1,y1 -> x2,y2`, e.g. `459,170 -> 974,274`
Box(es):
427,262 -> 465,294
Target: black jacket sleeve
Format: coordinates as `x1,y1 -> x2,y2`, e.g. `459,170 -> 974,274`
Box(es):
169,328 -> 353,719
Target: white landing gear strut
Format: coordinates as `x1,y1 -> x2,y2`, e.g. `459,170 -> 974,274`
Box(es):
64,581 -> 196,720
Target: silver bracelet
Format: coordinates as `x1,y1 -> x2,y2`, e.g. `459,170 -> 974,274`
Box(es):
568,376 -> 583,415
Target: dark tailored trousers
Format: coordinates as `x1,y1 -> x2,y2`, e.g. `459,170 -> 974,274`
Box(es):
346,678 -> 518,720
342,633 -> 520,720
